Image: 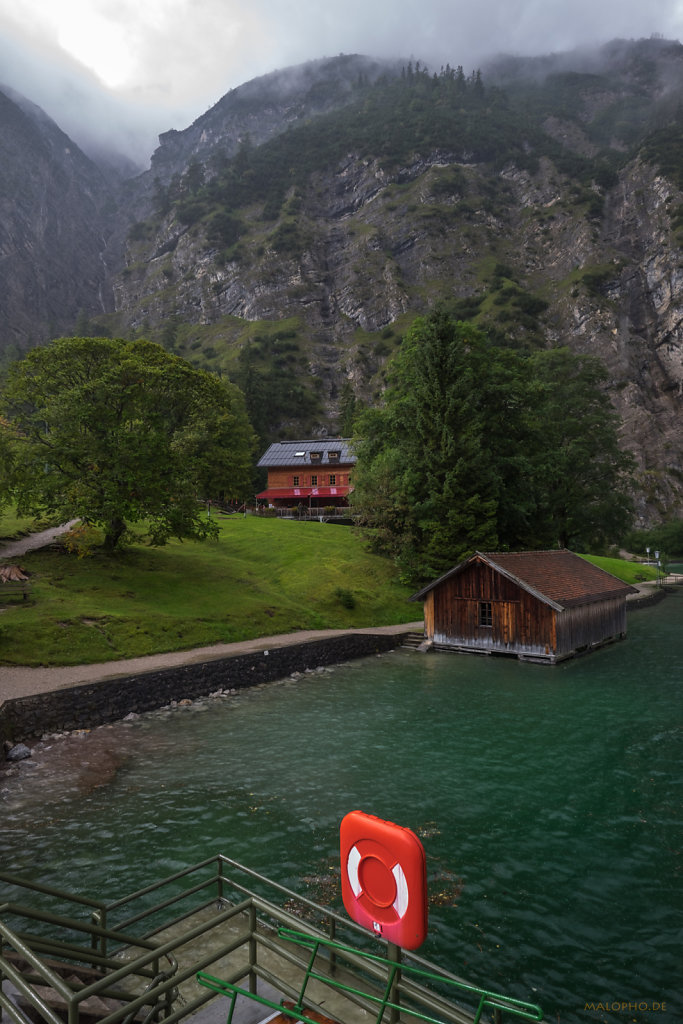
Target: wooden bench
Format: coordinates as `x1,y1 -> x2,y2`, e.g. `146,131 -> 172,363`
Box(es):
0,580 -> 30,602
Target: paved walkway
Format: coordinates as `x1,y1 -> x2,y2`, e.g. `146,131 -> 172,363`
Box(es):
0,622 -> 424,703
0,522 -> 422,704
0,521 -> 78,560
1,526 -> 675,706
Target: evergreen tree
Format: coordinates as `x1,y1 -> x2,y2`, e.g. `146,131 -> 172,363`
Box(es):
353,312 -> 634,584
338,378 -> 358,437
525,347 -> 635,549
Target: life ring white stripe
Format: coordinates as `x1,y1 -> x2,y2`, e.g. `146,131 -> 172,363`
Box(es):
347,844 -> 362,897
392,863 -> 409,917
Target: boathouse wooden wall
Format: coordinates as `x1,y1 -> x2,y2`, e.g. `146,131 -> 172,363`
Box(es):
554,598 -> 627,654
428,562 -> 555,657
424,561 -> 628,661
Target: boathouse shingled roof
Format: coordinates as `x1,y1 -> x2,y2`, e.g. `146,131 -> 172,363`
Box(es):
410,549 -> 638,610
257,439 -> 356,467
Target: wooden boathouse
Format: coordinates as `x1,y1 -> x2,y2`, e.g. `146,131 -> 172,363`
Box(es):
410,549 -> 638,664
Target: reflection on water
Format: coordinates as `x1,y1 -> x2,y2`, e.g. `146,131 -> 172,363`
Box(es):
2,592 -> 682,1023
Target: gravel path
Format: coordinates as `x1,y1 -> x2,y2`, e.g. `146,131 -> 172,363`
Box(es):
0,521 -> 79,560
3,527 -> 671,707
0,523 -> 422,703
0,623 -> 423,702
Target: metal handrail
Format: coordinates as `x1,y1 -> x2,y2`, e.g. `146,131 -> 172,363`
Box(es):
288,929 -> 542,1024
0,857 -> 544,1024
0,906 -> 178,1024
1,902 -> 161,957
0,874 -> 103,911
198,927 -> 543,1024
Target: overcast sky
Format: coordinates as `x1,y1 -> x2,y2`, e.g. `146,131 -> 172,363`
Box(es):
2,0 -> 683,165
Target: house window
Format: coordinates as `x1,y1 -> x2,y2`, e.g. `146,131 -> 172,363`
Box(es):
293,476 -> 299,486
311,475 -> 318,486
329,474 -> 336,485
478,601 -> 493,628
329,451 -> 340,462
310,452 -> 322,463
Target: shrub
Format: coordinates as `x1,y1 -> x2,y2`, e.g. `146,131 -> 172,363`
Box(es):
60,523 -> 103,558
334,587 -> 356,609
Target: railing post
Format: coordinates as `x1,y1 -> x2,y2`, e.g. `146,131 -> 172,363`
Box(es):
248,903 -> 257,995
328,918 -> 337,976
387,943 -> 401,1024
1,945 -> 5,1024
91,908 -> 107,959
164,974 -> 175,1020
217,858 -> 225,906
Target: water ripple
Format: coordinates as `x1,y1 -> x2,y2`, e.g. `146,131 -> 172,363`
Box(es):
1,593 -> 682,1023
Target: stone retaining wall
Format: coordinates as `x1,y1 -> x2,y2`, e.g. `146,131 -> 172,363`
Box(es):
626,586 -> 669,609
0,632 -> 404,748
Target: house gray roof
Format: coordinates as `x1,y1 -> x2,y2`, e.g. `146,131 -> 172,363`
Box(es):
257,439 -> 356,468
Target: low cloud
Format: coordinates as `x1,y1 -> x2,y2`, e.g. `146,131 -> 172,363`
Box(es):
1,0 -> 683,166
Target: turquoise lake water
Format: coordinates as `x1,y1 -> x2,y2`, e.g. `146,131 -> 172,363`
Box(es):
1,589 -> 681,1023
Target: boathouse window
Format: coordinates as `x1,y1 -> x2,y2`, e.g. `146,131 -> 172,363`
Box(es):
293,476 -> 299,486
478,601 -> 493,627
329,474 -> 336,485
311,475 -> 318,486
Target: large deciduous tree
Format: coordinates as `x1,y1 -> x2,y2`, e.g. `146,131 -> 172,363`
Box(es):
1,337 -> 255,550
352,311 -> 634,584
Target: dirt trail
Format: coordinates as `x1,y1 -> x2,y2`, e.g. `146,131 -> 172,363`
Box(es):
0,523 -> 422,703
0,521 -> 78,560
0,623 -> 423,702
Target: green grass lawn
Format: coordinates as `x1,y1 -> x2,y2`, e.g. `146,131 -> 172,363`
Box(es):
0,510 -> 661,668
578,552 -> 659,585
0,508 -> 42,541
0,516 -> 417,666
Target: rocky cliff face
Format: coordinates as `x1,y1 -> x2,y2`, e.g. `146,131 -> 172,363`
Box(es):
149,54 -> 401,185
2,45 -> 683,523
0,87 -> 117,355
115,165 -> 683,519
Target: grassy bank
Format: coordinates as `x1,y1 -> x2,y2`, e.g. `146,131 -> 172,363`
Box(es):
0,514 -> 660,667
0,509 -> 41,541
0,516 -> 416,666
579,553 -> 659,585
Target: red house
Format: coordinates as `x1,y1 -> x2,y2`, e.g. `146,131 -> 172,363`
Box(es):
256,439 -> 355,511
410,549 -> 638,664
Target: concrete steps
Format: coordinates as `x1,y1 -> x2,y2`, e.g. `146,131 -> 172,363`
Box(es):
400,632 -> 427,650
3,951 -> 151,1024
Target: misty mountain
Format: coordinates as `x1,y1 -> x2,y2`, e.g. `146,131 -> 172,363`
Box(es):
150,54 -> 403,185
0,84 -> 118,357
1,41 -> 682,524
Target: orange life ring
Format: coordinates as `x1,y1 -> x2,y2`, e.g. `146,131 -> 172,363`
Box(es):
340,810 -> 428,949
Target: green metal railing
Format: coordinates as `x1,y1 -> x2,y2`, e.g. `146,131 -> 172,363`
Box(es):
198,928 -> 543,1024
1,856 -> 544,1024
